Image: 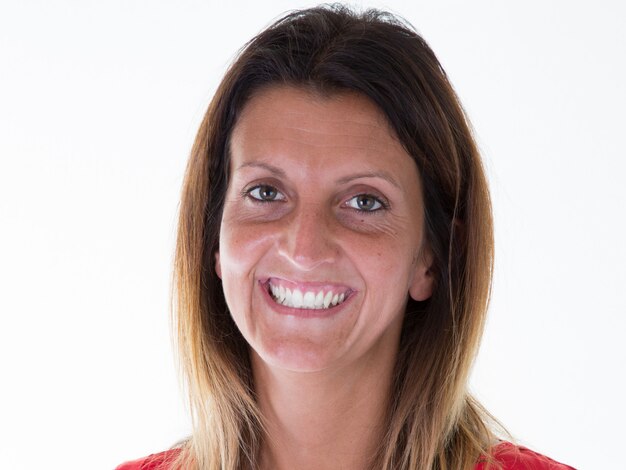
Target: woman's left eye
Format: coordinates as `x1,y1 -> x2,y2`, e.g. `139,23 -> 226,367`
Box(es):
345,194 -> 386,212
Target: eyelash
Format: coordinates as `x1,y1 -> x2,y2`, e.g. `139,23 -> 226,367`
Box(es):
243,184 -> 389,213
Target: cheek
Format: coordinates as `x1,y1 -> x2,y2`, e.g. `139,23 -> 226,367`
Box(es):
218,215 -> 277,277
350,234 -> 417,301
218,219 -> 275,330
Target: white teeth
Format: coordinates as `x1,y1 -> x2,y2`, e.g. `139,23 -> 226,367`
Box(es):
314,291 -> 324,309
303,291 -> 315,308
268,282 -> 349,309
323,291 -> 333,308
291,289 -> 303,308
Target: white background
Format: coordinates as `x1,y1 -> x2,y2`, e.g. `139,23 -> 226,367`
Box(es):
1,1 -> 624,469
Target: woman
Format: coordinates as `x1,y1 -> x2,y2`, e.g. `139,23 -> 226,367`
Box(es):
118,5 -> 575,470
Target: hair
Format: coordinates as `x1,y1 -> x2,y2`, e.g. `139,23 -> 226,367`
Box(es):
173,4 -> 500,469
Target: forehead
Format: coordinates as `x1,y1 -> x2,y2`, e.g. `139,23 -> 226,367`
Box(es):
230,86 -> 407,160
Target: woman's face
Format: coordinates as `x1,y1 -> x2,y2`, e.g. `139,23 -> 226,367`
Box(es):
216,86 -> 433,373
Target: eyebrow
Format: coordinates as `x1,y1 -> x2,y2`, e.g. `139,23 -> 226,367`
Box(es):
237,161 -> 286,177
237,161 -> 402,189
336,171 -> 401,189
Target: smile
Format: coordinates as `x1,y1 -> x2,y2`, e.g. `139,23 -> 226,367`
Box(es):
265,278 -> 352,310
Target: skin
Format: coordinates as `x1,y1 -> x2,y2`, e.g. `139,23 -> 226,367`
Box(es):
215,86 -> 433,469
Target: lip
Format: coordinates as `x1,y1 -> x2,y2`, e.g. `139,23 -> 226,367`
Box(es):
258,279 -> 355,318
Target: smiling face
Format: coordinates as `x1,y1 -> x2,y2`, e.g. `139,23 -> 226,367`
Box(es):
216,86 -> 433,373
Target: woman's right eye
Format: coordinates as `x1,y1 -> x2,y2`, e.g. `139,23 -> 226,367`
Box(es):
246,184 -> 286,202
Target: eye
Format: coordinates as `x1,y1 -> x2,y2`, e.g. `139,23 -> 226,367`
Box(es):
345,194 -> 386,212
246,184 -> 286,202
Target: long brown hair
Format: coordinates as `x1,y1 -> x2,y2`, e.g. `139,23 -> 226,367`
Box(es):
173,5 -> 498,469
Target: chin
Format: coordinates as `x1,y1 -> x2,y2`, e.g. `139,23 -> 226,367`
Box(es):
252,337 -> 347,373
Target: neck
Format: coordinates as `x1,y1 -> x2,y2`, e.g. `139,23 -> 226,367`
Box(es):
253,349 -> 397,470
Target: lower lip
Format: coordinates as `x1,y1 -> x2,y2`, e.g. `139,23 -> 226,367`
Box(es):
258,281 -> 353,319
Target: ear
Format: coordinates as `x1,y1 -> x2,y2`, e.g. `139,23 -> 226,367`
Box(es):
214,251 -> 222,279
409,249 -> 434,301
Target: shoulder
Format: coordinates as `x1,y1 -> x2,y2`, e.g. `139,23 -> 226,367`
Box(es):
475,442 -> 577,470
115,449 -> 181,470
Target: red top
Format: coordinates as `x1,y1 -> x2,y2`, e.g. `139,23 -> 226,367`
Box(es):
116,442 -> 576,469
475,442 -> 576,469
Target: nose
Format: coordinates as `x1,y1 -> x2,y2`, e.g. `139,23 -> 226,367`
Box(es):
277,202 -> 338,271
